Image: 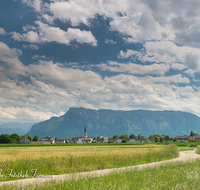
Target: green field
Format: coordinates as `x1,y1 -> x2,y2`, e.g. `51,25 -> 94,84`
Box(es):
1,149 -> 200,189
0,144 -> 178,182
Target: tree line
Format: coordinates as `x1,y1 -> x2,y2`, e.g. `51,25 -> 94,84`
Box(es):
0,133 -> 39,143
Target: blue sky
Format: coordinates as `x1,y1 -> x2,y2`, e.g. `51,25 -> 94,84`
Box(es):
1,0 -> 200,124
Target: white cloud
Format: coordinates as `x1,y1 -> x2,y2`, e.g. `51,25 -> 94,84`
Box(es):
0,27 -> 6,35
118,41 -> 200,74
11,21 -> 97,46
21,0 -> 200,47
98,61 -> 170,76
22,0 -> 41,11
1,40 -> 200,123
105,39 -> 117,44
0,106 -> 64,123
22,44 -> 39,50
12,31 -> 40,43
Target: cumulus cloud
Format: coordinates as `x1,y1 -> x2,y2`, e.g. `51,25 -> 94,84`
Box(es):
105,39 -> 117,44
118,41 -> 200,74
22,0 -> 41,11
11,21 -> 97,46
1,40 -> 200,123
0,106 -> 64,123
21,0 -> 200,46
0,27 -> 6,35
98,61 -> 170,76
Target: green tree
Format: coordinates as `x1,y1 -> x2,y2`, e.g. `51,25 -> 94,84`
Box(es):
153,134 -> 160,138
0,134 -> 10,143
9,138 -> 18,144
27,135 -> 32,141
129,133 -> 136,139
149,135 -> 154,138
164,135 -> 170,139
108,137 -> 112,139
122,139 -> 127,143
142,136 -> 146,142
155,136 -> 159,142
190,131 -> 199,136
113,135 -> 118,139
138,134 -> 141,139
119,134 -> 128,139
33,135 -> 39,141
159,137 -> 164,142
10,133 -> 19,141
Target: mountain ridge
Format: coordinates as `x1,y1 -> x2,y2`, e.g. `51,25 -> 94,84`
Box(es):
27,107 -> 200,139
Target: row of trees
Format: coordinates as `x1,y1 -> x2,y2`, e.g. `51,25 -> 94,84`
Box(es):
0,133 -> 39,143
108,133 -> 173,142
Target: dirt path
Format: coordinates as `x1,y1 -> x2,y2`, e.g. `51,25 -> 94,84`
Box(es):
1,150 -> 200,187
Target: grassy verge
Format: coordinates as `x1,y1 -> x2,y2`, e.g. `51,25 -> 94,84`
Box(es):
195,145 -> 200,154
0,144 -> 178,182
178,146 -> 195,151
2,156 -> 200,190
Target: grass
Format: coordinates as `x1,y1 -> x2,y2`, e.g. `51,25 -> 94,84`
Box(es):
0,144 -> 178,182
2,156 -> 200,190
178,146 -> 195,151
195,145 -> 200,154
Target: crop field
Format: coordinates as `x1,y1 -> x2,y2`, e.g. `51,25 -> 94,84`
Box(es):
0,144 -> 178,182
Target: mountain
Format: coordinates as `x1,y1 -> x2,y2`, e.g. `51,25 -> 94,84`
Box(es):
27,107 -> 200,139
0,122 -> 34,135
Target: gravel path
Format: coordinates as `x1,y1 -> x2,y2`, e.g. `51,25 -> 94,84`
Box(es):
0,150 -> 200,187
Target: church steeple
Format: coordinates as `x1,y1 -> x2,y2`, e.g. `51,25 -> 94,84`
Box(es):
84,125 -> 87,137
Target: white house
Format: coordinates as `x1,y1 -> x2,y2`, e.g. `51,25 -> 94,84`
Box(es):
117,139 -> 122,143
42,137 -> 55,144
55,139 -> 66,144
128,139 -> 136,143
21,138 -> 30,144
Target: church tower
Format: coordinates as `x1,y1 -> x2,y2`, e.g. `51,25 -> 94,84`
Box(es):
84,125 -> 87,137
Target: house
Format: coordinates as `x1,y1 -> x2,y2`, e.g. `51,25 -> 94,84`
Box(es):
146,138 -> 155,142
69,139 -> 78,144
194,136 -> 200,142
104,137 -> 109,143
176,136 -> 189,142
55,139 -> 66,144
42,137 -> 55,144
96,139 -> 104,143
134,139 -> 146,143
108,139 -> 117,143
81,138 -> 93,143
117,139 -> 122,143
21,138 -> 30,144
29,141 -> 50,144
129,139 -> 136,143
164,138 -> 174,142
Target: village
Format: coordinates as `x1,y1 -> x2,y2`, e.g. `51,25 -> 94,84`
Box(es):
20,126 -> 200,144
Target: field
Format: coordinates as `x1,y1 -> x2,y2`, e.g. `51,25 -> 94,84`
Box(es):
3,159 -> 199,190
0,144 -> 178,182
1,144 -> 200,190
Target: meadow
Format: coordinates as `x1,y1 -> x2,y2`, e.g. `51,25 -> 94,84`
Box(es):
1,144 -> 199,190
0,144 -> 178,182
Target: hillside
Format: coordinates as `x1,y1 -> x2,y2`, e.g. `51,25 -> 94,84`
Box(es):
27,107 -> 200,139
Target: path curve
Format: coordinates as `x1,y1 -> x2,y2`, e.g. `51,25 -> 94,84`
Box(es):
1,150 -> 200,187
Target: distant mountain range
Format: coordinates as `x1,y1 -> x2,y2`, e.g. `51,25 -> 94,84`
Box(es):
0,122 -> 34,135
27,107 -> 200,139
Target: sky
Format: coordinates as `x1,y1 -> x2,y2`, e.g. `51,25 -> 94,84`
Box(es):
1,0 -> 200,124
